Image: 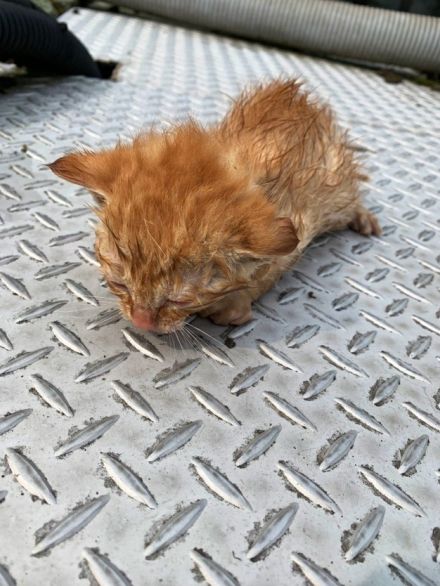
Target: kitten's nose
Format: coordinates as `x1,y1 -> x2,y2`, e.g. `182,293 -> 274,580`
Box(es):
131,307 -> 157,331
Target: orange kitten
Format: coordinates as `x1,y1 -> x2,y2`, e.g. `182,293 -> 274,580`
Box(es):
49,80 -> 380,333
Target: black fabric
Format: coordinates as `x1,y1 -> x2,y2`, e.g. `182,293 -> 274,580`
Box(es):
0,0 -> 101,77
3,0 -> 39,10
342,0 -> 440,16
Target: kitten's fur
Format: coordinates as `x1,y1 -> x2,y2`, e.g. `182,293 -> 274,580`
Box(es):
50,80 -> 380,332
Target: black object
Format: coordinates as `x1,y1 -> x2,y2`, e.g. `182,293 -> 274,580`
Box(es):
0,0 -> 101,77
343,0 -> 440,16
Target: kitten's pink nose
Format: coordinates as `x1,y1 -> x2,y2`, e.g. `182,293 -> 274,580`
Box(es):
131,307 -> 157,331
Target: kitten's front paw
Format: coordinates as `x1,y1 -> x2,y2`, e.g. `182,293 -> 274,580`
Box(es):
200,293 -> 253,326
209,305 -> 253,326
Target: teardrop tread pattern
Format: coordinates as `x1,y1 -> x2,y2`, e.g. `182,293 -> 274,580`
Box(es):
0,8 -> 439,586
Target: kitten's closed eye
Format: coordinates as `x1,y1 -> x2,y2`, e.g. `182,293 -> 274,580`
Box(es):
168,299 -> 191,307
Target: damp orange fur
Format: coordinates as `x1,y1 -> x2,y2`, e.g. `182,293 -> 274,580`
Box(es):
49,80 -> 380,332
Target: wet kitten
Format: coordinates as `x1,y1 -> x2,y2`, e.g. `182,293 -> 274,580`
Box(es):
49,80 -> 380,333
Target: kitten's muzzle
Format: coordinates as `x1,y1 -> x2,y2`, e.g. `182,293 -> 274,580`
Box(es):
131,307 -> 158,331
131,305 -> 185,334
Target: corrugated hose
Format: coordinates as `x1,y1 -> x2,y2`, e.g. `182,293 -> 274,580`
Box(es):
113,0 -> 440,72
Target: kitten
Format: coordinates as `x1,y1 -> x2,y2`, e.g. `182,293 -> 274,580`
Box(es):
49,80 -> 380,333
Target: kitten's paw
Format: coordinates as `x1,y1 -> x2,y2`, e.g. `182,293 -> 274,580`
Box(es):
349,207 -> 381,236
209,305 -> 253,326
199,291 -> 253,326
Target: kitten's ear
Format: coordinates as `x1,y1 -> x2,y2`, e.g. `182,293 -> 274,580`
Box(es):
48,150 -> 116,204
241,217 -> 299,257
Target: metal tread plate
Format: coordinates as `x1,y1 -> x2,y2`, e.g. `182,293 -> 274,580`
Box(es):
0,8 -> 439,586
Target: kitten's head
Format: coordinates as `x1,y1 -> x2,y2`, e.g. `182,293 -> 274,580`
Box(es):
49,124 -> 298,332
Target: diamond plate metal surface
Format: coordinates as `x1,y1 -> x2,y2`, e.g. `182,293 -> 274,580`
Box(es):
1,8 -> 440,586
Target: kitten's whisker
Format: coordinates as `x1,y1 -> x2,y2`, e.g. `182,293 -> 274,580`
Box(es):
181,328 -> 198,356
182,327 -> 204,356
185,322 -> 221,346
174,329 -> 185,356
184,328 -> 219,372
179,329 -> 191,353
180,324 -> 196,339
171,332 -> 179,362
183,325 -> 225,376
172,331 -> 182,360
186,326 -> 227,368
167,331 -> 177,363
184,325 -> 226,375
181,326 -> 201,353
